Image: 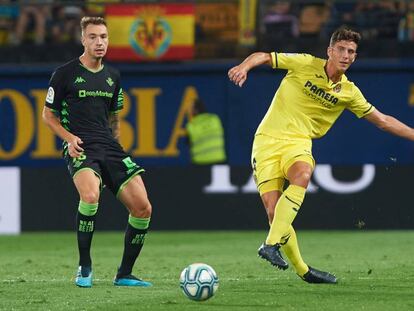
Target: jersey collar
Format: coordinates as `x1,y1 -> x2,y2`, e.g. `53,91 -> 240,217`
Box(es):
79,60 -> 104,73
323,60 -> 347,84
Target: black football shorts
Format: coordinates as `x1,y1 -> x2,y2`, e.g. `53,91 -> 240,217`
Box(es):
63,141 -> 144,196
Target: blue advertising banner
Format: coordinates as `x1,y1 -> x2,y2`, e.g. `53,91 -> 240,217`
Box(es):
1,61 -> 414,167
0,63 -> 228,167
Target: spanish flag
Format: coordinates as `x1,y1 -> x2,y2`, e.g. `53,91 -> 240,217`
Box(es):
106,4 -> 194,61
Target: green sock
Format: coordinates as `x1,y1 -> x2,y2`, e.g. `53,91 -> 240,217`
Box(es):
77,201 -> 98,267
117,215 -> 150,277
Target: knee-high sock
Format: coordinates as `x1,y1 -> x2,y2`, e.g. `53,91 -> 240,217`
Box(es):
76,201 -> 98,267
281,225 -> 308,276
266,184 -> 306,245
117,215 -> 150,277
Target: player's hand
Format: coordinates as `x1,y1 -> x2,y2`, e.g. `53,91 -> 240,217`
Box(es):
67,136 -> 84,158
228,65 -> 248,87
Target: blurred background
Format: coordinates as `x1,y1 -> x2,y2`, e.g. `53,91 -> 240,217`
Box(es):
1,0 -> 414,234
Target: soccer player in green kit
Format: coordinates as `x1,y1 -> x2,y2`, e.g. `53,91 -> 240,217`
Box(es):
228,27 -> 414,283
43,17 -> 152,288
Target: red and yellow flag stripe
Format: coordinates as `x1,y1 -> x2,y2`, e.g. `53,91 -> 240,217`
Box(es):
106,4 -> 194,61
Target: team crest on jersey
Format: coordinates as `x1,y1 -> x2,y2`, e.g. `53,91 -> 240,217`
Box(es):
46,87 -> 55,104
333,84 -> 342,93
129,6 -> 172,59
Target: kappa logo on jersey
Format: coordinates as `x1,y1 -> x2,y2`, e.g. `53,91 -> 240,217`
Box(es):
74,76 -> 86,84
46,87 -> 55,104
106,77 -> 114,86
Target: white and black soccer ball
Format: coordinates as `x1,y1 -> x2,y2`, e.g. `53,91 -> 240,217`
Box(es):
179,263 -> 219,301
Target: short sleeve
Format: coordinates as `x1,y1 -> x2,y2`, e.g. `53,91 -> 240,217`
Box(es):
271,52 -> 314,71
347,84 -> 375,118
110,77 -> 123,113
45,69 -> 66,113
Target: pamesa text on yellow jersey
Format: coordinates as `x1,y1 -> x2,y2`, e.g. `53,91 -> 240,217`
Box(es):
256,52 -> 375,140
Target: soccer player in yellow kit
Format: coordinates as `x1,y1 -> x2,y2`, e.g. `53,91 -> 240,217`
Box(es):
228,27 -> 414,283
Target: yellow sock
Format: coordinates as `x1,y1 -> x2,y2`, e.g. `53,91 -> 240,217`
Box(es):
265,184 -> 306,245
281,225 -> 308,276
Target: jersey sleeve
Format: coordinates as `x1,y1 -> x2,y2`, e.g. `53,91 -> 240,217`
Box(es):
347,84 -> 375,118
110,75 -> 124,113
271,52 -> 314,71
45,69 -> 66,113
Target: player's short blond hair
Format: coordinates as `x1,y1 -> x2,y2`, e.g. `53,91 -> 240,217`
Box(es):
329,27 -> 361,46
80,17 -> 107,33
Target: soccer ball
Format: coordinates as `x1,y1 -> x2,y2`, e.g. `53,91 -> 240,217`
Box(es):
179,263 -> 219,301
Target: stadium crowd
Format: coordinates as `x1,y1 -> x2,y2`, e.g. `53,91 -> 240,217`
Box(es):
259,0 -> 414,57
1,0 -> 414,62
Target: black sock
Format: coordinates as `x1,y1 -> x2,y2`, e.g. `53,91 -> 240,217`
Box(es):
117,224 -> 147,277
76,211 -> 96,268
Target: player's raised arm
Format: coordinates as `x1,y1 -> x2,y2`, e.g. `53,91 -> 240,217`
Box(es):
364,109 -> 414,141
228,52 -> 272,87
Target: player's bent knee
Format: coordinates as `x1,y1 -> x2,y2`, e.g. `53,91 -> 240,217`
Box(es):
141,201 -> 152,217
80,191 -> 100,204
299,171 -> 312,183
130,200 -> 152,218
290,171 -> 312,187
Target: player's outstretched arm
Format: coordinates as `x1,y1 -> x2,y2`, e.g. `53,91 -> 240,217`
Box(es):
228,52 -> 272,87
364,109 -> 414,141
42,106 -> 84,157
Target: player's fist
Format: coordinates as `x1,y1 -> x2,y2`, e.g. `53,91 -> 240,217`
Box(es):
228,65 -> 248,87
67,136 -> 84,158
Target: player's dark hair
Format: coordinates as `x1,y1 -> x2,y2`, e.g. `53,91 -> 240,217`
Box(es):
329,27 -> 361,46
80,16 -> 107,32
193,99 -> 207,115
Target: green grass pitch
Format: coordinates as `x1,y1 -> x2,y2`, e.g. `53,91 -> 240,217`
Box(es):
1,231 -> 414,310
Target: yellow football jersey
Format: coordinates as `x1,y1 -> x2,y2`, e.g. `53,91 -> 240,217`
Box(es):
256,52 -> 375,140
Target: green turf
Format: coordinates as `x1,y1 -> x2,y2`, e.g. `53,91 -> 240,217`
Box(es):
0,231 -> 413,311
